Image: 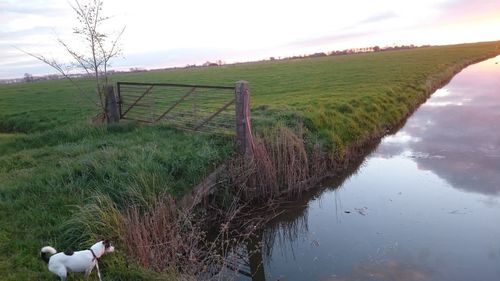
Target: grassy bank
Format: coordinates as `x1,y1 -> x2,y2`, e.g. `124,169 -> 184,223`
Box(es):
1,41 -> 499,280
0,126 -> 232,280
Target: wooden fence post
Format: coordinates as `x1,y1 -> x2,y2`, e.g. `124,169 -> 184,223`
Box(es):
235,81 -> 254,158
105,85 -> 120,124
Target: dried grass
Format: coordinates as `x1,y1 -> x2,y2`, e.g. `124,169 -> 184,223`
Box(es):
119,190 -> 278,280
265,124 -> 310,197
123,196 -> 203,274
223,122 -> 325,201
245,137 -> 278,198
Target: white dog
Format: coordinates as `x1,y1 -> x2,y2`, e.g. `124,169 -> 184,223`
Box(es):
40,240 -> 115,280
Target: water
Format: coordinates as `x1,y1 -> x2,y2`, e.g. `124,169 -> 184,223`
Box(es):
243,56 -> 500,281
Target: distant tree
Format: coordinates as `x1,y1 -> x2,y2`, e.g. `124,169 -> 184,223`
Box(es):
129,67 -> 145,72
20,0 -> 125,120
373,46 -> 381,52
309,52 -> 327,58
202,61 -> 219,67
23,73 -> 34,82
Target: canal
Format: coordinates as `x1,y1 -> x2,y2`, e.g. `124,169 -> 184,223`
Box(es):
241,56 -> 500,281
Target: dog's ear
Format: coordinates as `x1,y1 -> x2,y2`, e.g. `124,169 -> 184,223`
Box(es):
103,239 -> 111,248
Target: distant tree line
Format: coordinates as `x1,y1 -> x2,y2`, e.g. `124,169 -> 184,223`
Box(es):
271,44 -> 431,61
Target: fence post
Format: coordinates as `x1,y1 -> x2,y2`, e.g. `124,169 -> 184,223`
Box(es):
235,81 -> 254,158
105,85 -> 120,124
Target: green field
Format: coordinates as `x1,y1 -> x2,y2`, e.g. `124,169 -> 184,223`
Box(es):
1,41 -> 499,280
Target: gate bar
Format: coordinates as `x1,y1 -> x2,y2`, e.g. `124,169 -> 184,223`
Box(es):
117,81 -> 234,90
194,98 -> 235,130
155,87 -> 197,122
120,85 -> 154,118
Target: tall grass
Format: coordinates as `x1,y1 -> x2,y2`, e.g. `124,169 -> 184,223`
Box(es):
63,193 -> 125,247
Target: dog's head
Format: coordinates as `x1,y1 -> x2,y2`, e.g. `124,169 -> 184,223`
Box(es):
102,239 -> 115,253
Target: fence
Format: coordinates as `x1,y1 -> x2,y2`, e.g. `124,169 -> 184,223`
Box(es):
105,81 -> 253,156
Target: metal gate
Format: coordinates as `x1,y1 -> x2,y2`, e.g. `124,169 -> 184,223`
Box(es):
116,82 -> 237,135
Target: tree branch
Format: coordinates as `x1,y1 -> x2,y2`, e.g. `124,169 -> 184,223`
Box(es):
16,48 -> 101,108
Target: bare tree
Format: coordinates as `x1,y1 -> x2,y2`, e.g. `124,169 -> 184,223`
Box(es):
20,0 -> 125,118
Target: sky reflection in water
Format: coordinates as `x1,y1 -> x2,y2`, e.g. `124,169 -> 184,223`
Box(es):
251,56 -> 500,281
377,58 -> 500,195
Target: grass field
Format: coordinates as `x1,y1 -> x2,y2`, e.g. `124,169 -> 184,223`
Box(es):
1,41 -> 499,280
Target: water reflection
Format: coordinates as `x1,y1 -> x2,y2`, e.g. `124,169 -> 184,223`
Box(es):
376,58 -> 500,195
240,56 -> 500,281
324,260 -> 430,281
237,140 -> 381,281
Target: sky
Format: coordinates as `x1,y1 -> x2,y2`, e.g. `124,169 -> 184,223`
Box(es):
1,0 -> 500,79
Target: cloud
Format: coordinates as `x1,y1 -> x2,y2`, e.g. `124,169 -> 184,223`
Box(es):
0,0 -> 65,17
0,27 -> 56,40
286,31 -> 375,49
359,11 -> 398,24
434,0 -> 500,22
437,0 -> 499,12
284,10 -> 399,49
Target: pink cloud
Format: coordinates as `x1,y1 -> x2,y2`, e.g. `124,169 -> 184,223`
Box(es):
436,0 -> 500,22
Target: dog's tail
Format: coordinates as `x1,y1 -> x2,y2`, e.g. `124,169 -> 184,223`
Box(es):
40,246 -> 57,264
